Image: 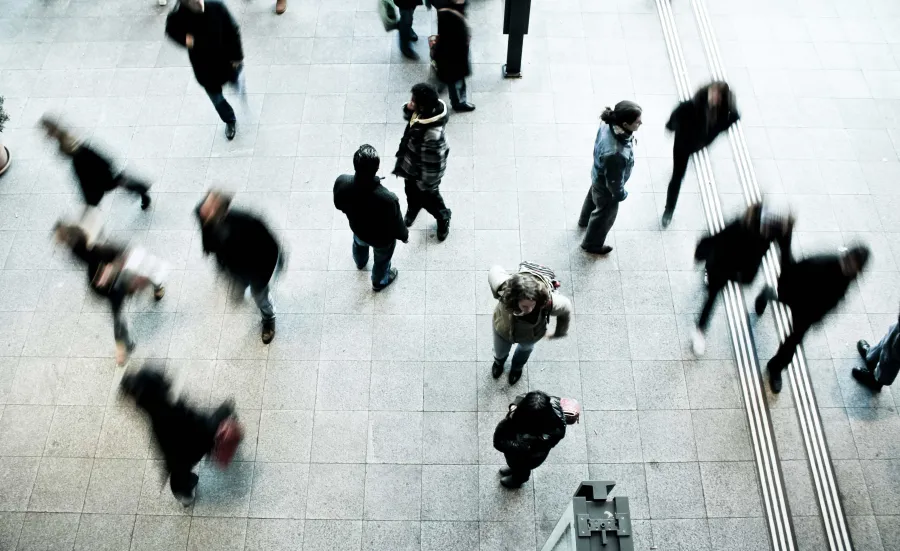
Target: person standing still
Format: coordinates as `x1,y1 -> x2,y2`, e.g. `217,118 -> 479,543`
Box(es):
853,312 -> 900,393
334,145 -> 409,291
394,83 -> 452,241
395,0 -> 425,59
578,101 -> 642,255
493,391 -> 567,489
165,0 -> 245,140
433,0 -> 475,112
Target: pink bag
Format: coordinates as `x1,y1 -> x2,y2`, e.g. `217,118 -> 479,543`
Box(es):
560,398 -> 581,425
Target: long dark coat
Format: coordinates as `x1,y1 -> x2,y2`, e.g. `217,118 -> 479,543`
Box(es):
434,7 -> 471,84
165,1 -> 244,89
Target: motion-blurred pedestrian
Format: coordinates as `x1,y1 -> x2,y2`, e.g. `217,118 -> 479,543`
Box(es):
489,263 -> 571,385
394,83 -> 452,241
662,81 -> 739,228
578,101 -> 642,255
756,243 -> 870,393
433,0 -> 475,112
395,0 -> 426,59
493,391 -> 567,489
195,190 -> 282,344
334,145 -> 409,291
854,312 -> 900,393
166,0 -> 245,140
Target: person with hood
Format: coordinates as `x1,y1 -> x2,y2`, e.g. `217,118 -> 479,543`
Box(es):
395,0 -> 427,60
394,83 -> 452,241
493,391 -> 567,489
662,81 -> 740,228
578,101 -> 643,255
40,116 -> 152,211
334,145 -> 409,291
54,223 -> 167,366
120,364 -> 242,506
165,0 -> 245,140
853,313 -> 900,393
489,264 -> 572,385
195,189 -> 282,344
691,203 -> 793,356
756,243 -> 870,393
432,0 -> 475,112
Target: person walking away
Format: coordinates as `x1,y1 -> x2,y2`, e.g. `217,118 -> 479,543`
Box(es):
578,101 -> 642,255
756,243 -> 870,393
54,223 -> 167,366
394,83 -> 452,241
489,264 -> 571,385
120,365 -> 242,506
662,81 -> 740,228
853,312 -> 900,392
166,0 -> 245,140
395,0 -> 425,59
493,391 -> 567,489
195,190 -> 282,344
691,203 -> 793,356
433,0 -> 475,112
334,145 -> 409,291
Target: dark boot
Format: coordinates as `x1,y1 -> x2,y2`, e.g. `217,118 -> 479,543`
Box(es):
262,320 -> 275,344
581,244 -> 613,255
500,475 -> 525,489
768,364 -> 783,394
852,366 -> 883,392
225,122 -> 236,140
373,268 -> 398,292
499,466 -> 512,476
661,209 -> 673,229
755,287 -> 776,316
436,211 -> 451,241
508,366 -> 523,385
404,210 -> 418,228
491,360 -> 504,379
141,194 -> 151,210
857,340 -> 870,359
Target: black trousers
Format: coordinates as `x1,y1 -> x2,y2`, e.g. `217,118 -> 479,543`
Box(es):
768,317 -> 812,374
579,184 -> 618,250
697,278 -> 726,332
168,401 -> 235,499
404,179 -> 450,222
504,450 -> 549,484
665,143 -> 694,213
116,175 -> 150,200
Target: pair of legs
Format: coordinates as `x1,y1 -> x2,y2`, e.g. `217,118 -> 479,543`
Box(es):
447,79 -> 471,109
110,292 -> 135,366
114,175 -> 152,210
663,143 -> 694,224
500,452 -> 547,488
492,329 -> 535,384
578,183 -> 618,253
404,179 -> 451,239
203,67 -> 246,134
756,287 -> 814,392
233,276 -> 277,343
855,324 -> 899,390
398,8 -> 418,58
170,401 -> 235,504
352,236 -> 397,290
691,277 -> 727,357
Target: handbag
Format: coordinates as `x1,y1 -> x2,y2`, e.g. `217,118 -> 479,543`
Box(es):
379,0 -> 400,31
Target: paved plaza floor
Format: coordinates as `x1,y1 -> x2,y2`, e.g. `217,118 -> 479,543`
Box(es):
0,0 -> 899,549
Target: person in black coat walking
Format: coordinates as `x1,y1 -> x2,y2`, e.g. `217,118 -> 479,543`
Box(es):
662,81 -> 740,228
756,242 -> 870,393
120,364 -> 241,506
195,190 -> 282,344
691,203 -> 793,356
334,145 -> 409,291
165,0 -> 245,140
433,1 -> 475,112
493,391 -> 567,489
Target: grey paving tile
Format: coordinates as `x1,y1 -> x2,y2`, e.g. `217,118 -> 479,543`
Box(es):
367,411 -> 423,464
424,362 -> 477,412
848,515 -> 887,551
16,512 -> 80,551
131,515 -> 191,551
421,521 -> 479,551
192,461 -> 254,518
0,405 -> 54,457
584,410 -> 643,464
305,463 -> 365,520
423,412 -> 478,465
707,518 -> 769,551
421,465 -> 478,521
188,517 -> 247,551
639,410 -> 697,463
316,361 -> 370,411
28,456 -> 92,513
645,462 -> 706,519
700,461 -> 763,518
256,409 -> 314,463
311,410 -> 368,464
73,513 -> 135,551
0,456 -> 40,512
244,519 -> 304,551
650,519 -> 710,551
364,464 -> 421,521
82,458 -> 144,515
248,461 -> 309,519
860,460 -> 900,515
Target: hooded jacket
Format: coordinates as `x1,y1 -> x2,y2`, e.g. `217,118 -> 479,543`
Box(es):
493,397 -> 567,469
394,101 -> 450,189
666,84 -> 740,154
195,205 -> 280,288
591,123 -> 634,202
489,266 -> 572,344
333,174 -> 409,248
434,7 -> 471,84
165,1 -> 243,89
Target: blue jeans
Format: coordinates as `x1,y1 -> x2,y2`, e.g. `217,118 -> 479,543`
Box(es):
493,330 -> 536,370
869,323 -> 900,386
203,66 -> 246,124
352,236 -> 396,287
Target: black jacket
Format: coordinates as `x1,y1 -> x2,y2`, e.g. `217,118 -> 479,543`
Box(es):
71,147 -> 120,207
695,216 -> 790,287
434,7 -> 471,84
394,102 -> 450,188
165,1 -> 243,88
334,174 -> 408,248
666,85 -> 740,154
70,240 -> 129,313
777,249 -> 852,326
493,399 -> 567,470
196,207 -> 280,288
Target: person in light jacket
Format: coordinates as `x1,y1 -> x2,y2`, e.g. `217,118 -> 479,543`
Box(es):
578,101 -> 642,255
489,265 -> 572,385
854,312 -> 900,393
493,391 -> 567,489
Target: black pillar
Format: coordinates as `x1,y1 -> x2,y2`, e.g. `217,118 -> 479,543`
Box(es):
502,0 -> 531,79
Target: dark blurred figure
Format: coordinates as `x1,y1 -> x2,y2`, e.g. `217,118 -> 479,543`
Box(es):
691,203 -> 793,356
54,223 -> 167,366
166,0 -> 245,140
394,83 -> 452,241
854,313 -> 900,392
432,0 -> 474,112
40,116 -> 151,211
662,81 -> 740,228
334,145 -> 409,291
395,0 -> 426,59
578,101 -> 642,255
120,364 -> 242,506
195,190 -> 281,344
493,391 -> 567,489
756,243 -> 870,393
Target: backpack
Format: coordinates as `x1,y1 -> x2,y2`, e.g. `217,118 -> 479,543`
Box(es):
518,261 -> 561,291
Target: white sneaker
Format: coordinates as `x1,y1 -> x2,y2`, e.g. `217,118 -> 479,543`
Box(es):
691,329 -> 706,357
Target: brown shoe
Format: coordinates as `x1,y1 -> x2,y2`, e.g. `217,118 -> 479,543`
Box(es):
275,0 -> 286,14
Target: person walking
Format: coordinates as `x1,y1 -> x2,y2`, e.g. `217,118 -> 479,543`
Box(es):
578,101 -> 642,255
165,0 -> 245,140
662,81 -> 740,228
334,145 -> 409,291
395,0 -> 425,59
432,0 -> 475,112
489,264 -> 571,385
691,203 -> 793,356
853,312 -> 900,392
195,190 -> 282,344
756,243 -> 870,393
394,83 -> 452,241
493,391 -> 567,489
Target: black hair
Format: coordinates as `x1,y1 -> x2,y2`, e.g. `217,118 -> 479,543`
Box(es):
845,245 -> 871,273
120,366 -> 171,410
411,83 -> 440,113
511,391 -> 560,434
353,144 -> 380,177
600,100 -> 642,127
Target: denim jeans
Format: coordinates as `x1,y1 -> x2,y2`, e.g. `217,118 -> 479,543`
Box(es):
448,79 -> 468,107
203,67 -> 246,124
398,8 -> 415,51
870,323 -> 900,386
353,236 -> 396,287
493,330 -> 536,370
579,182 -> 619,251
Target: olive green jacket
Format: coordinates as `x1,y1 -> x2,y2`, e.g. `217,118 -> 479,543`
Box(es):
489,266 -> 572,344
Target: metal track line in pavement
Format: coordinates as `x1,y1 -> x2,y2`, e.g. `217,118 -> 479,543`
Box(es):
689,0 -> 853,548
654,1 -> 797,549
